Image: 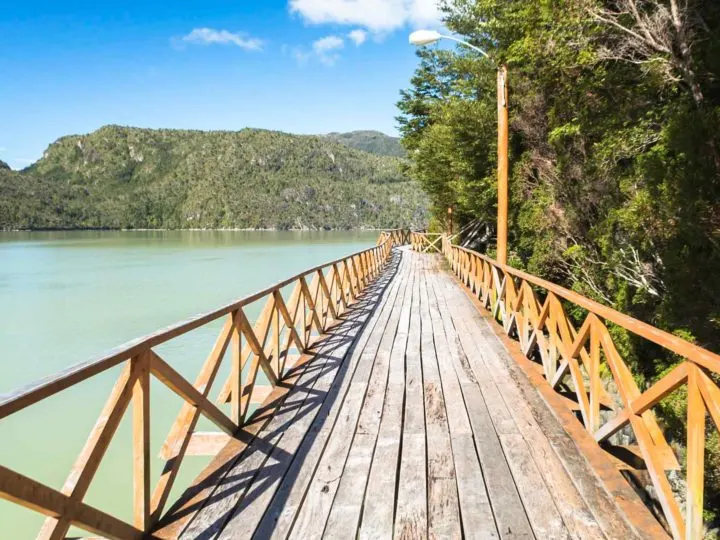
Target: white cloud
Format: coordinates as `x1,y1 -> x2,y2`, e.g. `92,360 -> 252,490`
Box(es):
348,29 -> 367,46
313,35 -> 344,53
289,0 -> 442,33
179,28 -> 264,51
312,35 -> 344,65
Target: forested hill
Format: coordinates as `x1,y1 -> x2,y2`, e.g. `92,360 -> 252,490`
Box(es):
0,126 -> 427,230
324,130 -> 405,157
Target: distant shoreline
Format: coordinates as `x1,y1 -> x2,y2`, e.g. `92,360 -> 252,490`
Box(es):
0,227 -> 389,233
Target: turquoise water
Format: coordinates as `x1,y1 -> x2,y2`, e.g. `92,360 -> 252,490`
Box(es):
0,230 -> 377,538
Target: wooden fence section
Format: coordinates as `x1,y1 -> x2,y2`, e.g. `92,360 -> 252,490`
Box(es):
0,233 -> 395,540
412,233 -> 720,540
410,231 -> 443,253
380,228 -> 410,247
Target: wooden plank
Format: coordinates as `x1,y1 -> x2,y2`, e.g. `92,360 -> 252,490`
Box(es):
132,353 -> 151,531
440,263 -> 649,539
359,257 -> 415,539
321,434 -> 376,538
394,257 -> 428,540
230,312 -> 242,424
181,432 -> 233,456
424,268 -> 497,540
685,365 -> 705,540
428,270 -> 534,539
498,433 -> 570,539
207,254 -> 400,539
699,369 -> 720,432
252,253 -> 405,540
286,256 -> 410,539
439,276 -> 578,539
323,257 -> 412,538
417,267 -> 461,539
287,383 -> 368,538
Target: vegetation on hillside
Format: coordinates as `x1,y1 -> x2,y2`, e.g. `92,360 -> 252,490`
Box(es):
398,0 -> 720,526
0,126 -> 427,231
325,130 -> 406,157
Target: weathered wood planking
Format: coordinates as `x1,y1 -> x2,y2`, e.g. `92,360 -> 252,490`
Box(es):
322,257 -> 415,538
253,255 -> 408,540
393,257 -> 428,540
185,253 -> 405,539
436,231 -> 720,539
357,257 -> 417,540
440,266 -> 647,539
417,260 -> 461,539
5,236 -> 673,540
424,262 -> 497,540
163,246 -> 655,540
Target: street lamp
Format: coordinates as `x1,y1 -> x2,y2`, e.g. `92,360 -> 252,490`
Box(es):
409,30 -> 509,266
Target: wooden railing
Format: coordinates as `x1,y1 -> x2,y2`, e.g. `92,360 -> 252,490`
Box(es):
0,233 -> 395,539
380,228 -> 410,247
410,231 -> 443,253
411,233 -> 720,539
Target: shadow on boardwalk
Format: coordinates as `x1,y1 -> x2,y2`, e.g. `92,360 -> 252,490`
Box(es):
154,250 -> 403,539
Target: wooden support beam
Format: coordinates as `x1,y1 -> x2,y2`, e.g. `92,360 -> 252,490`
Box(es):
686,365 -> 705,540
149,351 -> 236,435
132,352 -> 151,531
37,362 -> 137,540
0,465 -> 144,540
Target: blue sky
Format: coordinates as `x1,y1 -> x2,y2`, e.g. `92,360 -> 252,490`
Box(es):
0,0 -> 442,169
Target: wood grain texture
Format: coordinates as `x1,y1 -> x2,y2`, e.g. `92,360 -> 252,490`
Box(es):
424,231 -> 719,539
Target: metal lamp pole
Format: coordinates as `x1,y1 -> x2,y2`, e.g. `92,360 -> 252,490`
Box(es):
409,30 -> 509,265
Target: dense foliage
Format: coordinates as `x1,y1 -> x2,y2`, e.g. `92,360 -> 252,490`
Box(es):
325,130 -> 406,157
0,126 -> 427,231
398,0 -> 720,526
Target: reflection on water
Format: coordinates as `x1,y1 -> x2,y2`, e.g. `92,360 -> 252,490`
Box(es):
0,230 -> 377,538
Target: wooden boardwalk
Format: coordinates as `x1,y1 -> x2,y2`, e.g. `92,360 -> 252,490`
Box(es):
153,247 -> 645,540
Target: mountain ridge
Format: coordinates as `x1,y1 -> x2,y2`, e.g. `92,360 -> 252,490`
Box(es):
1,125 -> 427,231
324,130 -> 405,157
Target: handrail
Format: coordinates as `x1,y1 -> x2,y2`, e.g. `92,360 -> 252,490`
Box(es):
378,228 -> 410,247
412,232 -> 719,540
0,231 -> 397,539
410,231 -> 443,253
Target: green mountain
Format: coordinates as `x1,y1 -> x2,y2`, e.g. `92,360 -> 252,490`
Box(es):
1,125 -> 427,230
324,130 -> 405,157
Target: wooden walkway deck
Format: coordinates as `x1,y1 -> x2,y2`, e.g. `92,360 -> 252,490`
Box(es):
153,247 -> 645,539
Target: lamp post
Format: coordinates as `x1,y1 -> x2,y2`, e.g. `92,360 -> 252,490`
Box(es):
409,30 -> 509,266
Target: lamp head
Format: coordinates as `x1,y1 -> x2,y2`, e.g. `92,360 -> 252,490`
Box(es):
409,30 -> 442,47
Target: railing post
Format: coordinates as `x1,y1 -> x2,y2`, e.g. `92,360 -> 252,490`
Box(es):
132,351 -> 151,531
686,365 -> 706,539
230,310 -> 242,424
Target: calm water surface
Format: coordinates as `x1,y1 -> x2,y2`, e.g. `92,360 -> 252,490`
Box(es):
0,230 -> 377,538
